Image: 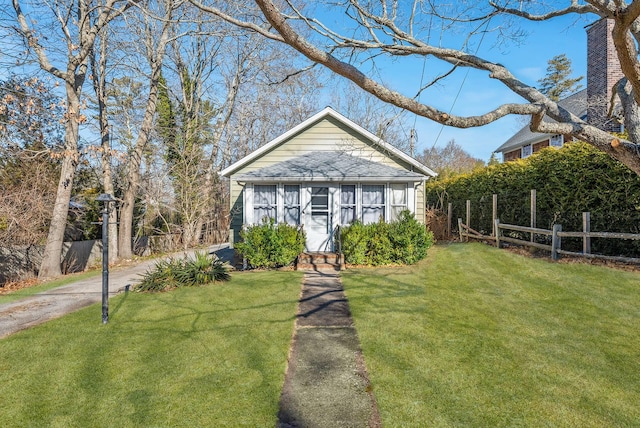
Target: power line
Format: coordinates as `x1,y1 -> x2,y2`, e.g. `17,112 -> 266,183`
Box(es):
410,13 -> 434,157
431,18 -> 493,150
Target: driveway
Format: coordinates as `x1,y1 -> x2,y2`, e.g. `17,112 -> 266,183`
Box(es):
0,244 -> 232,339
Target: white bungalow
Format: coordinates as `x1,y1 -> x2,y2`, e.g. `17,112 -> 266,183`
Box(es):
221,107 -> 437,252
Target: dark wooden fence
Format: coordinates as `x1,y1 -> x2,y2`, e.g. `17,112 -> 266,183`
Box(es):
456,190 -> 640,264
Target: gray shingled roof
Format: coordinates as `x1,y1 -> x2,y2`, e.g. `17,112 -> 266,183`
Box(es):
495,90 -> 587,154
234,151 -> 427,182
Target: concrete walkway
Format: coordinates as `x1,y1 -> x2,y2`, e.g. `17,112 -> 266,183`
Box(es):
0,244 -> 231,339
277,270 -> 381,428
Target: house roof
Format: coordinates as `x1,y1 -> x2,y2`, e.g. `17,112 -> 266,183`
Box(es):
495,90 -> 587,154
234,151 -> 427,182
220,106 -> 437,178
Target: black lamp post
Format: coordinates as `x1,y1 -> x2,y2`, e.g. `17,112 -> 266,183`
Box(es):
96,193 -> 116,324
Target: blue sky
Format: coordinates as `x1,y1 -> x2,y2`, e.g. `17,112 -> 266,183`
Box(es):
330,13 -> 592,162
2,3 -> 591,164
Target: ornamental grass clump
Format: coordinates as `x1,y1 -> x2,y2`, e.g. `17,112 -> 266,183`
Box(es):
135,251 -> 231,292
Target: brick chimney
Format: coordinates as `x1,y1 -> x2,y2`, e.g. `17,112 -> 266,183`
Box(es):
586,19 -> 624,132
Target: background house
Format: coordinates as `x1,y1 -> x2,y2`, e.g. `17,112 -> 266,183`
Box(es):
496,19 -> 623,162
221,107 -> 437,252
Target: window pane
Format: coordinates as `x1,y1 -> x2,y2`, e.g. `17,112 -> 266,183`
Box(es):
341,206 -> 355,225
362,207 -> 384,224
391,206 -> 405,221
340,185 -> 356,225
391,184 -> 406,205
311,187 -> 328,209
362,185 -> 385,224
341,185 -> 355,205
362,185 -> 384,205
284,207 -> 300,225
284,185 -> 299,206
255,206 -> 276,222
254,185 -> 276,222
283,185 -> 300,225
254,185 -> 276,205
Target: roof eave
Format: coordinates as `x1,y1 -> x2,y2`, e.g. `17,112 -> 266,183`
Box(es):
234,175 -> 427,183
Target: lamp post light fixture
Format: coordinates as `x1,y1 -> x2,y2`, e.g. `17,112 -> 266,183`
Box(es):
96,193 -> 116,324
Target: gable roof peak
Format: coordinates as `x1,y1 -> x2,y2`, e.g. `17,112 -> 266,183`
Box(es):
221,106 -> 436,178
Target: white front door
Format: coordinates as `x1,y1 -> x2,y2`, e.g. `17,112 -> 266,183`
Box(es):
305,186 -> 333,252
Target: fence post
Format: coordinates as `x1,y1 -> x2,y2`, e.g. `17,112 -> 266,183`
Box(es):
447,202 -> 452,238
492,194 -> 497,236
466,200 -> 471,239
583,212 -> 591,255
551,224 -> 562,261
458,218 -> 464,242
530,189 -> 537,243
494,218 -> 501,248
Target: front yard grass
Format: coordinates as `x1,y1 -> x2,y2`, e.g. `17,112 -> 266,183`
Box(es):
342,242 -> 640,427
0,270 -> 302,427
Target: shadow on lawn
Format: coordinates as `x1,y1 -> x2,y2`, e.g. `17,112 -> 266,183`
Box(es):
109,279 -> 300,339
342,268 -> 429,315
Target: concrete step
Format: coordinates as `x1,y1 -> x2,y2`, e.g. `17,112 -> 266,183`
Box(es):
296,253 -> 343,271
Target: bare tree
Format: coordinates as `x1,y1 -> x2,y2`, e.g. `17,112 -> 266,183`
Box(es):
193,0 -> 640,175
329,79 -> 412,154
89,22 -> 119,262
10,0 -> 133,278
117,0 -> 175,259
0,75 -> 65,247
418,139 -> 486,178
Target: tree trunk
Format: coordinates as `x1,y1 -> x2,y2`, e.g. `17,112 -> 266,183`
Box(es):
119,51 -> 167,258
91,38 -> 119,263
118,165 -> 138,259
119,2 -> 172,258
38,82 -> 81,279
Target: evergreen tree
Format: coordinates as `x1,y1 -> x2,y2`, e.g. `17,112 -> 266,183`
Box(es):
488,152 -> 500,166
156,75 -> 177,149
537,54 -> 584,101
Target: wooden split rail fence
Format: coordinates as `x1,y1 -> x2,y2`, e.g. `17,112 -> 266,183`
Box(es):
456,190 -> 640,264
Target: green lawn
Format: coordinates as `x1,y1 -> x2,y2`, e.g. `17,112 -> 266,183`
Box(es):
0,270 -> 302,427
342,243 -> 640,427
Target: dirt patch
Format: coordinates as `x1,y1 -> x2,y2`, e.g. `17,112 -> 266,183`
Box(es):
0,277 -> 40,295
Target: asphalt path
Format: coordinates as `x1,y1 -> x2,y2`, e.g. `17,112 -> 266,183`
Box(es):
0,244 -> 231,339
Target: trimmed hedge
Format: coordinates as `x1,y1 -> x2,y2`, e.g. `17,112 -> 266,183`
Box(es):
425,142 -> 640,256
340,210 -> 434,266
235,219 -> 306,269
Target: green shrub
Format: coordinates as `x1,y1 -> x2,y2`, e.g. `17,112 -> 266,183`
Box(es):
235,219 -> 306,269
367,219 -> 392,266
135,252 -> 231,292
389,210 -> 434,264
426,142 -> 640,256
340,211 -> 433,266
339,221 -> 368,265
